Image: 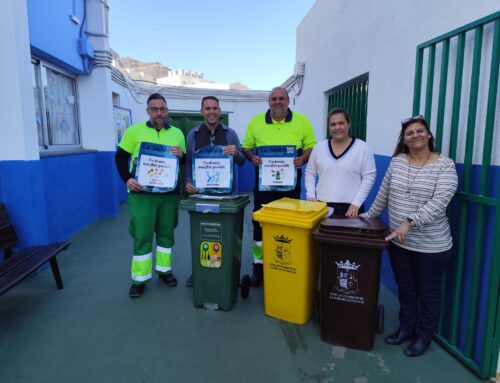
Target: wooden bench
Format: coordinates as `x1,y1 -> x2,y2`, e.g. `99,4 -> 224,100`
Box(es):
0,203 -> 69,295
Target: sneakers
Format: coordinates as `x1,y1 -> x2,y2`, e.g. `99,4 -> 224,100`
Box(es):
250,263 -> 263,288
129,283 -> 145,298
186,274 -> 193,287
159,273 -> 178,286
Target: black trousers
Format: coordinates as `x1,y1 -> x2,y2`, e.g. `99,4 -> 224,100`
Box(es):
252,168 -> 302,242
388,242 -> 452,341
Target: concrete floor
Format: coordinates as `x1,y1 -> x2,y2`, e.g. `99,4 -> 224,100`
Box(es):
0,197 -> 486,383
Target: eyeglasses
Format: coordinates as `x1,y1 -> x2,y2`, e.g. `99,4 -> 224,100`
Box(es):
149,107 -> 167,113
401,115 -> 425,127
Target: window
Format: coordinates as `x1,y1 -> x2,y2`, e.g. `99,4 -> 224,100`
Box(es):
326,73 -> 369,140
32,59 -> 81,149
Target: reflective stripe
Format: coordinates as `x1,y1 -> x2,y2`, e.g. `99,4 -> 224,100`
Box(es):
254,259 -> 264,264
156,265 -> 172,272
132,273 -> 152,282
133,253 -> 152,262
254,241 -> 262,247
157,246 -> 171,254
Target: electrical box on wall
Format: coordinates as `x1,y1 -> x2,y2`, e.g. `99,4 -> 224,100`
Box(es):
78,37 -> 94,59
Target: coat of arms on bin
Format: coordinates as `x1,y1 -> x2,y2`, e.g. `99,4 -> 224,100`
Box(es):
335,260 -> 360,294
273,234 -> 292,264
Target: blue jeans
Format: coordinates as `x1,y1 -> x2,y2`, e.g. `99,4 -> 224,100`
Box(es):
388,242 -> 451,341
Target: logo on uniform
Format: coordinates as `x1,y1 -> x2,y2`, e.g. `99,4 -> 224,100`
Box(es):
335,259 -> 360,295
273,234 -> 292,264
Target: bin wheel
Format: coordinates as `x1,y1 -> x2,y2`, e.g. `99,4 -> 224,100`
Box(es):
240,274 -> 250,299
376,304 -> 385,334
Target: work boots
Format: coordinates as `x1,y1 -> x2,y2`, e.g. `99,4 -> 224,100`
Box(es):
250,263 -> 263,288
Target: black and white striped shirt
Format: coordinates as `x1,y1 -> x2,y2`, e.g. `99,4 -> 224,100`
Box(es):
365,154 -> 458,253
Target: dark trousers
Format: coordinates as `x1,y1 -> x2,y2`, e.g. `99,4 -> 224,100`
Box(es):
388,242 -> 451,341
252,169 -> 302,242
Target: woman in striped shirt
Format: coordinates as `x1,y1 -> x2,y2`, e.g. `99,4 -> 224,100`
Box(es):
363,115 -> 458,357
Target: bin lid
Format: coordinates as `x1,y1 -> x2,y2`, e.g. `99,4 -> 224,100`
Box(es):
319,217 -> 386,238
311,217 -> 388,249
253,197 -> 328,228
180,194 -> 249,213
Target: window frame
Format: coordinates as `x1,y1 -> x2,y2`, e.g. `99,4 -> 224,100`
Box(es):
32,57 -> 82,151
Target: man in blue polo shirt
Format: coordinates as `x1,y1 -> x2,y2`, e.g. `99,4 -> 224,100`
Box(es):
184,95 -> 245,286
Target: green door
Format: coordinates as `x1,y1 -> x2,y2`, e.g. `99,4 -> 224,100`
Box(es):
168,112 -> 229,137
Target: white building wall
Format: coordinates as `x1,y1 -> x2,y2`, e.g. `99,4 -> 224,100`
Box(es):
0,0 -> 39,161
294,0 -> 499,156
294,0 -> 500,376
110,84 -> 269,140
78,0 -> 116,152
79,67 -> 116,151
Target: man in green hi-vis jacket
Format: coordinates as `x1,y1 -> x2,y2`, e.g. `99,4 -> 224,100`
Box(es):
115,93 -> 186,298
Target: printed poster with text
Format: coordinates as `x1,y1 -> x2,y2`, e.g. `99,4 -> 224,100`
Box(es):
258,145 -> 296,191
193,145 -> 233,194
135,142 -> 179,193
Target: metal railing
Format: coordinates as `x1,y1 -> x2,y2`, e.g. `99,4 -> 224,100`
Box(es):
412,11 -> 500,378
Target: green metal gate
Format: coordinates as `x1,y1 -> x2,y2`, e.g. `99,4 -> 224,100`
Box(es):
167,111 -> 229,137
327,73 -> 369,140
412,11 -> 500,378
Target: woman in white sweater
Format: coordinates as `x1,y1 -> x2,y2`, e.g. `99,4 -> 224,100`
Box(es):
363,115 -> 458,357
305,108 -> 376,216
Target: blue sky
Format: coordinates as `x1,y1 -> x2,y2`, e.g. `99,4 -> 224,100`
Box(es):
107,0 -> 316,90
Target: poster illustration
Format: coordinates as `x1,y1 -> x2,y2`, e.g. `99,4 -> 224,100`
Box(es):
193,145 -> 233,194
135,142 -> 179,193
113,105 -> 132,144
258,145 -> 297,191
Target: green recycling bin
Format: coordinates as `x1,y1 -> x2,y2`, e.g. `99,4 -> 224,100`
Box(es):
180,194 -> 250,310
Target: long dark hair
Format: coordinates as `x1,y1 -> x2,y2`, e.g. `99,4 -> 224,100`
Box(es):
393,116 -> 435,157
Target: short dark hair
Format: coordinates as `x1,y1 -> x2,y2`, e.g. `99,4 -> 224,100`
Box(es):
201,96 -> 220,108
328,108 -> 350,124
147,93 -> 167,106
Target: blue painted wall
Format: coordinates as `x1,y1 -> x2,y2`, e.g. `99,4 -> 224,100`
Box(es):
27,0 -> 91,74
0,152 -> 121,249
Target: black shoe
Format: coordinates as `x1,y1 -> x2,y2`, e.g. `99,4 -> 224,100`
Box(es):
385,328 -> 415,345
404,338 -> 431,357
159,273 -> 177,286
186,274 -> 193,287
129,283 -> 145,298
250,263 -> 263,288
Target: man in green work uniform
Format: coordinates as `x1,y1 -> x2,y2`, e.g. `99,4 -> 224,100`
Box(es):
242,86 -> 316,287
115,93 -> 186,297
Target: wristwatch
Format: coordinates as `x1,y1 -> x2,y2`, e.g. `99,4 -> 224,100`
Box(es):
406,218 -> 415,226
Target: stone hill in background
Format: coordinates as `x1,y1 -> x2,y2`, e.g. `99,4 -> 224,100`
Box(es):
112,52 -> 250,90
119,57 -> 171,80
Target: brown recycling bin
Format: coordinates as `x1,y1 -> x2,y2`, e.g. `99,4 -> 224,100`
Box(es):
312,217 -> 388,351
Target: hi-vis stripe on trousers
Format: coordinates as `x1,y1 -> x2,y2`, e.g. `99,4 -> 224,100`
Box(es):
128,193 -> 180,283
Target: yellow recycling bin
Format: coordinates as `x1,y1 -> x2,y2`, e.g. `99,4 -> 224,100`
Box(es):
253,197 -> 328,324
